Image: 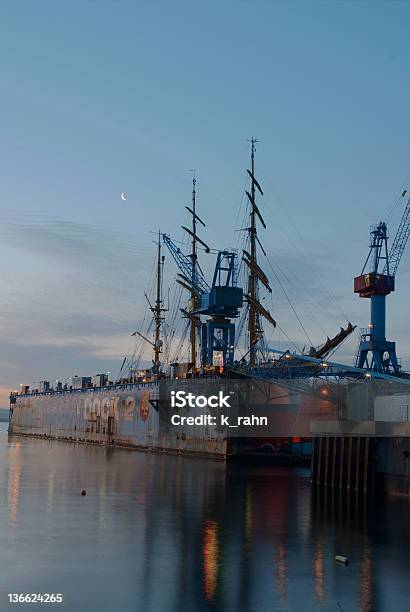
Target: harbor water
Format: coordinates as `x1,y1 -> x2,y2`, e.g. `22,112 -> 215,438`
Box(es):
0,423 -> 409,611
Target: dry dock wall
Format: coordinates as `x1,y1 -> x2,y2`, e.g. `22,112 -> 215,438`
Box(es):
376,437 -> 410,497
9,383 -> 228,458
311,422 -> 410,498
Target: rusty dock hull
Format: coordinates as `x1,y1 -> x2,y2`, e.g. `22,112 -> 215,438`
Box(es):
8,382 -> 228,459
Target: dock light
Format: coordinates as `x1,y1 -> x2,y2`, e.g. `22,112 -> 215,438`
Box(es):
365,372 -> 372,379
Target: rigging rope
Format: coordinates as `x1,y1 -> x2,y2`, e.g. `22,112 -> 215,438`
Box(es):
258,167 -> 351,325
265,256 -> 314,348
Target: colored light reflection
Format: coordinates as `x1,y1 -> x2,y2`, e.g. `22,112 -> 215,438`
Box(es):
203,519 -> 219,601
313,536 -> 325,603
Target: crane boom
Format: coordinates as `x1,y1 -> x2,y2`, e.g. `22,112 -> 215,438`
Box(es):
163,231 -> 243,369
382,196 -> 410,276
162,234 -> 210,295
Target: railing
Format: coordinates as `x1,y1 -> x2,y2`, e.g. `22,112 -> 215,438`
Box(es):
13,380 -> 159,400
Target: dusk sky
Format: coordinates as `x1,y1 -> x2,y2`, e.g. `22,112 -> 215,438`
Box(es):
1,1 -> 410,404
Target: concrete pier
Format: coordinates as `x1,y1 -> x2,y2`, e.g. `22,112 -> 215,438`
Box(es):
311,420 -> 410,497
311,436 -> 376,495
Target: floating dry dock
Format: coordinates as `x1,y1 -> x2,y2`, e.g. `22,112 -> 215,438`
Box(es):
9,381 -> 227,459
8,376 -> 321,460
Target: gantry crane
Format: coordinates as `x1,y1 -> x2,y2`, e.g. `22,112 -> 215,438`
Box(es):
354,193 -> 410,373
162,234 -> 243,368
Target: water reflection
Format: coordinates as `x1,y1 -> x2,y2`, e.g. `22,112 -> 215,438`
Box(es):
1,428 -> 409,612
47,470 -> 55,514
360,541 -> 373,612
7,441 -> 21,530
274,541 -> 287,602
313,535 -> 325,604
203,520 -> 219,601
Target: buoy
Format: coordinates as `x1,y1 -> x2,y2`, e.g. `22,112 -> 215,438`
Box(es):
335,555 -> 349,565
81,489 -> 86,496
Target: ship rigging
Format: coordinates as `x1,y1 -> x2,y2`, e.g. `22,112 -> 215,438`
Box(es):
243,137 -> 276,365
126,140 -> 357,378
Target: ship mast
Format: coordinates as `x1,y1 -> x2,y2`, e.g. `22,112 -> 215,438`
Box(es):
182,174 -> 209,370
244,138 -> 276,365
152,230 -> 166,373
190,175 -> 197,368
131,231 -> 167,375
248,138 -> 258,365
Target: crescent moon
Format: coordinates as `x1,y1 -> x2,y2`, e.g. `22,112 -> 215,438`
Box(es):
121,192 -> 127,201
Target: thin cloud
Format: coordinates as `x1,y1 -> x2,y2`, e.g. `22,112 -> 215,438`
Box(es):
0,212 -> 152,267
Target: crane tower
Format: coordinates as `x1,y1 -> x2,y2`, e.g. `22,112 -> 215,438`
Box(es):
354,194 -> 410,373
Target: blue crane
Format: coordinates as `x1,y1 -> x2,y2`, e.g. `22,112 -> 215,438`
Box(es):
162,234 -> 243,369
162,234 -> 210,296
382,199 -> 410,276
354,194 -> 410,373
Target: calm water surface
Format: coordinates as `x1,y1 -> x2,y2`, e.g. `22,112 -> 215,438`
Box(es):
0,423 -> 409,611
